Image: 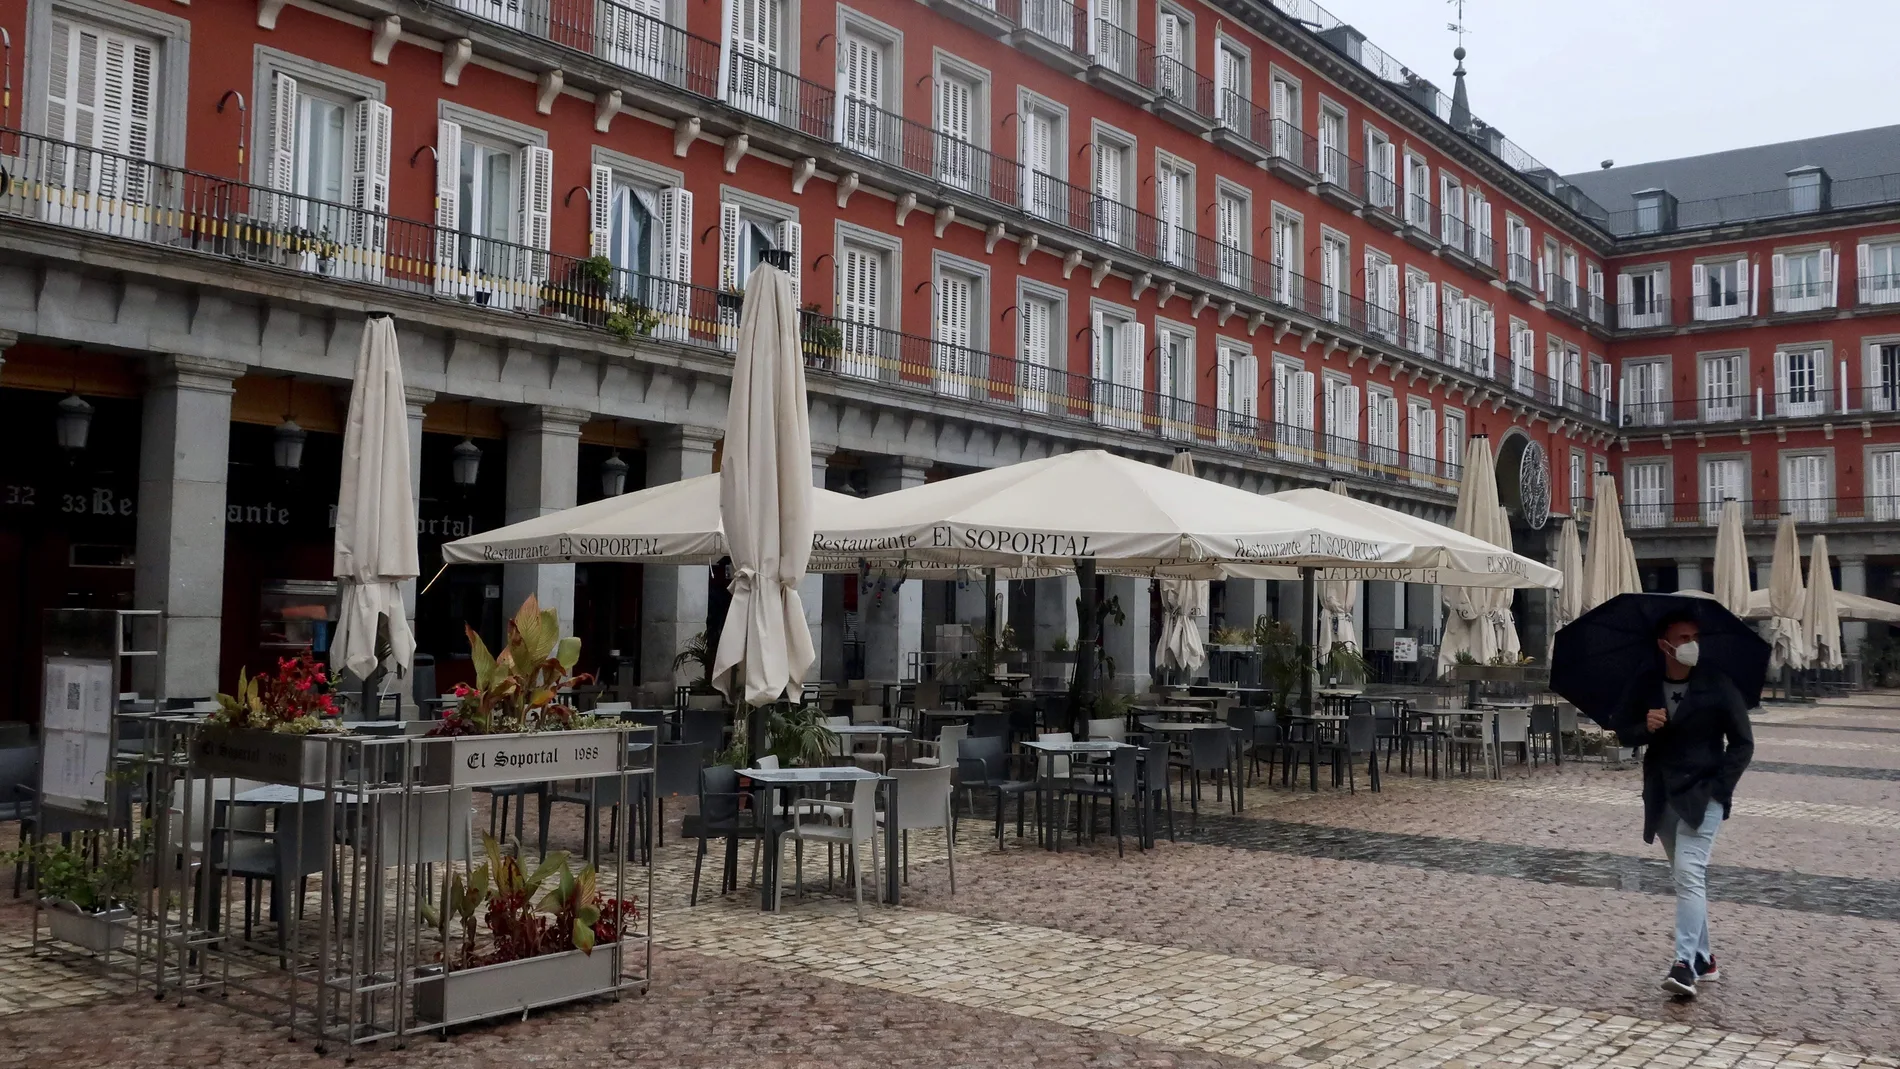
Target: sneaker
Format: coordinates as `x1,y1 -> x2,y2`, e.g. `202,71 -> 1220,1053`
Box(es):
1695,954 -> 1720,983
1662,961 -> 1698,998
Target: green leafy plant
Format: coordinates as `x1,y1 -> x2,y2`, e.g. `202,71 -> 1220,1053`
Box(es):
7,827 -> 150,913
765,703 -> 838,768
1090,688 -> 1136,721
1254,617 -> 1309,713
1322,641 -> 1370,685
1210,625 -> 1254,647
605,298 -> 662,340
672,631 -> 716,692
1454,650 -> 1481,666
1862,634 -> 1900,687
1048,636 -> 1071,652
420,835 -> 636,967
574,255 -> 615,289
211,654 -> 346,735
801,303 -> 844,352
430,595 -> 595,737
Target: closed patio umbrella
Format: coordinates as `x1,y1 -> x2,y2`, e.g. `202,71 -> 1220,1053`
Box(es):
1712,498 -> 1750,617
1435,436 -> 1507,676
1803,534 -> 1843,670
1490,506 -> 1522,661
331,314 -> 417,686
1553,517 -> 1584,641
1765,513 -> 1809,672
1316,481 -> 1359,652
710,263 -> 815,710
1581,473 -> 1640,612
1153,452 -> 1208,679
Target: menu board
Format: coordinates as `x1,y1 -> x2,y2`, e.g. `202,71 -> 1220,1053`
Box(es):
42,657 -> 115,809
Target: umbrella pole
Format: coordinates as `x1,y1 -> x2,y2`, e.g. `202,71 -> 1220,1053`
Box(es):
1071,558 -> 1098,735
984,568 -> 998,678
1300,567 -> 1316,720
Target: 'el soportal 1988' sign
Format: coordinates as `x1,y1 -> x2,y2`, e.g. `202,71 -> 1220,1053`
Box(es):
421,729 -> 621,787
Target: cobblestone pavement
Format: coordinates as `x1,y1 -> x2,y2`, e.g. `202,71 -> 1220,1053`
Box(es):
2,695 -> 1897,1066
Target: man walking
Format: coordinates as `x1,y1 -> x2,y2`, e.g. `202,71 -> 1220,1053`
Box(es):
1613,610 -> 1754,999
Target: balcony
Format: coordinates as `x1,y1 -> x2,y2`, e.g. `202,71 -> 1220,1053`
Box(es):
1363,170 -> 1403,231
835,100 -> 1026,212
1436,215 -> 1496,280
1769,280 -> 1837,318
1001,0 -> 1091,74
722,49 -> 834,141
1622,498 -> 1900,531
1205,91 -> 1269,165
1153,57 -> 1216,134
1612,297 -> 1673,332
1860,270 -> 1900,308
1263,120 -> 1319,187
1400,193 -> 1438,251
920,0 -> 1014,38
1689,292 -> 1750,325
547,0 -> 721,100
1504,253 -> 1537,301
1545,277 -> 1587,326
1085,21 -> 1157,107
1614,383 -> 1900,430
1315,147 -> 1366,212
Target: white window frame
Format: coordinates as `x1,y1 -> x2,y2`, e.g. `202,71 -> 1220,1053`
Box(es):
1778,450 -> 1832,523
1402,150 -> 1431,229
834,219 -> 901,383
1155,316 -> 1198,440
1624,459 -> 1670,529
1214,179 -> 1250,289
1857,238 -> 1900,306
933,50 -> 990,191
26,0 -> 190,168
1863,333 -> 1900,414
1622,357 -> 1669,428
1700,454 -> 1749,524
1774,343 -> 1831,418
1867,444 -> 1900,520
1089,298 -> 1145,433
1154,150 -> 1195,270
1018,89 -> 1068,224
1696,349 -> 1745,423
1771,244 -> 1834,314
1364,123 -> 1395,211
1692,255 -> 1750,322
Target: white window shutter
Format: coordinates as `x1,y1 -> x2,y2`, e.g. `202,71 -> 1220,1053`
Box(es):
718,202 -> 742,291
1215,352 -> 1233,414
656,187 -> 693,337
589,165 -> 615,258
520,146 -> 554,283
1738,256 -> 1752,314
1858,242 -> 1872,304
1086,0 -> 1100,57
267,70 -> 298,195
1820,246 -> 1835,306
433,119 -> 463,290
1155,329 -> 1174,399
1616,272 -> 1632,310
1691,262 -> 1707,315
1341,384 -> 1360,441
1773,350 -> 1788,408
1295,370 -> 1315,430
1126,321 -> 1147,393
717,0 -> 735,102
1090,310 -> 1106,382
775,219 -> 803,306
1771,253 -> 1787,310
1237,355 -> 1258,420
1381,263 -> 1398,330
1421,282 -> 1437,338
347,99 -> 392,265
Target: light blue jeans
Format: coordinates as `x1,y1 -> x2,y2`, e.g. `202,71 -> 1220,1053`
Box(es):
1658,798 -> 1725,967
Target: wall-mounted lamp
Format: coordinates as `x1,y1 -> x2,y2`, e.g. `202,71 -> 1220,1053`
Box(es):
600,451 -> 629,497
217,90 -> 247,174
564,184 -> 590,207
55,392 -> 92,453
409,144 -> 437,168
272,376 -> 305,472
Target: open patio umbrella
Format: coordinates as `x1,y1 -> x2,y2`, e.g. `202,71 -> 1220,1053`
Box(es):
1765,513 -> 1809,672
331,314 -> 417,686
710,263 -> 814,709
1581,472 -> 1640,612
1803,534 -> 1844,670
1436,436 -> 1508,676
1316,481 -> 1360,653
1490,506 -> 1523,661
1553,592 -> 1771,728
1153,452 -> 1208,679
1712,498 -> 1750,617
1680,585 -> 1900,624
1551,518 -> 1584,657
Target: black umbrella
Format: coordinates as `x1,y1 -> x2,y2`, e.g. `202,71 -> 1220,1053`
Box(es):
1552,592 -> 1770,728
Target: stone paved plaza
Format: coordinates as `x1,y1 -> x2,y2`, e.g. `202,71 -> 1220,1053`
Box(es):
2,695 -> 1897,1067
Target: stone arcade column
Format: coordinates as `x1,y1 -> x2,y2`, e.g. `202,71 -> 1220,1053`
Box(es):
1224,579 -> 1269,632
401,387 -> 435,701
136,355 -> 245,700
1101,576 -> 1152,692
500,406 -> 585,633
802,446 -> 832,682
1838,554 -> 1869,658
1675,558 -> 1705,594
640,426 -> 721,684
1032,576 -> 1079,652
861,456 -> 929,682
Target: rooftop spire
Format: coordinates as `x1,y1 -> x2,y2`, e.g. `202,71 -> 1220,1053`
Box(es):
1450,45 -> 1471,132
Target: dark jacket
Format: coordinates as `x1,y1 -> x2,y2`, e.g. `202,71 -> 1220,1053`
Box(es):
1611,667 -> 1754,843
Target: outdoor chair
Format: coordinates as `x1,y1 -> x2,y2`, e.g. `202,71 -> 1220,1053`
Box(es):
650,742 -> 705,848
1496,710 -> 1532,767
953,734 -> 1037,848
680,708 -> 726,755
1314,712 -> 1381,794
1065,744 -> 1139,856
879,765 -> 956,891
684,765 -> 778,906
967,711 -> 1007,740
1529,704 -> 1562,766
1138,742 -> 1177,846
1171,725 -> 1236,825
779,777 -> 881,922
478,780 -> 551,855
910,723 -> 967,774
1243,708 -> 1284,785
212,798 -> 332,949
1,747 -> 41,895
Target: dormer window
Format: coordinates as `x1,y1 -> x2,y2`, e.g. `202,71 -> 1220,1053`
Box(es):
1787,166 -> 1828,214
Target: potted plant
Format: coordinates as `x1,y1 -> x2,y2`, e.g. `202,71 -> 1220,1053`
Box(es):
671,631 -> 717,694
1208,625 -> 1254,651
415,834 -> 637,1024
1321,641 -> 1370,687
764,704 -> 838,768
604,297 -> 662,340
7,828 -> 149,952
1254,617 -> 1310,713
716,286 -> 744,313
196,654 -> 347,783
800,302 -> 843,361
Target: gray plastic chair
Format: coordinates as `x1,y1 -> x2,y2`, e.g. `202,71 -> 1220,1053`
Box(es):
954,734 -> 1036,848
882,765 -> 955,891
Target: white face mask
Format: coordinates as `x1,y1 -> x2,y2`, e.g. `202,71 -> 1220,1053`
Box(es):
1670,639 -> 1701,668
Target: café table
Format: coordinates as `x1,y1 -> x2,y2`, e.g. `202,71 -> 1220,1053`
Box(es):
829,723 -> 911,765
1407,707 -> 1504,779
1020,739 -> 1131,851
737,765 -> 897,911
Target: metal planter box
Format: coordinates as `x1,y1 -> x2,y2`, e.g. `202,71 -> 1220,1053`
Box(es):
46,902 -> 130,952
413,946 -> 616,1025
193,728 -> 333,784
418,728 -> 622,788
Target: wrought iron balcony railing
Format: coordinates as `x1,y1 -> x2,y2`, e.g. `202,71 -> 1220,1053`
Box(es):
1619,385 -> 1900,429
1623,497 -> 1898,530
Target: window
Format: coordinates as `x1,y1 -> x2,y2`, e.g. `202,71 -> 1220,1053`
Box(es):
934,263 -> 983,399
1322,376 -> 1360,468
1561,249 -> 1580,309
1155,157 -> 1192,268
258,65 -> 391,281
1365,127 -> 1396,211
836,240 -> 888,381
1858,241 -> 1900,305
1022,100 -> 1064,223
1017,291 -> 1058,413
1440,286 -> 1466,367
1541,237 -> 1560,298
1215,187 -> 1248,288
1438,173 -> 1465,248
1693,256 -> 1750,321
596,0 -> 670,80
1506,216 -> 1533,285
1466,299 -> 1495,375
1406,398 -> 1435,481
1090,308 -> 1144,432
1214,41 -> 1247,127
935,67 -> 981,191
1775,347 -> 1827,417
1465,188 -> 1492,263
1618,267 -> 1667,328
1702,458 -> 1746,523
1215,342 -> 1258,444
1586,263 -> 1605,321
1271,211 -> 1300,305
43,16 -> 162,237
1272,361 -> 1315,456
1091,133 -> 1132,246
1269,74 -> 1300,160
719,194 -> 801,341
1699,352 -> 1743,422
1365,389 -> 1398,467
1564,346 -> 1583,407
1772,247 -> 1834,313
1319,232 -> 1348,324
1788,168 -> 1825,213
837,30 -> 890,159
1569,450 -> 1585,506
1867,339 -> 1900,413
723,0 -> 786,120
1092,0 -> 1135,76
1624,359 -> 1667,427
1155,8 -> 1190,104
1403,271 -> 1435,357
588,158 -> 693,337
1633,190 -> 1668,234
1318,105 -> 1346,185
1626,461 -> 1668,529
1156,324 -> 1196,439
1443,410 -> 1465,480
1780,453 -> 1830,522
1403,153 -> 1431,228
1870,448 -> 1900,520
1508,320 -> 1535,394
1590,359 -> 1612,420
1364,249 -> 1398,339
434,112 -> 551,307
452,0 -> 527,29
1024,0 -> 1076,48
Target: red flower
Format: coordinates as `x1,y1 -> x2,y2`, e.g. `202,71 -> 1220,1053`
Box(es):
453,683 -> 472,697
